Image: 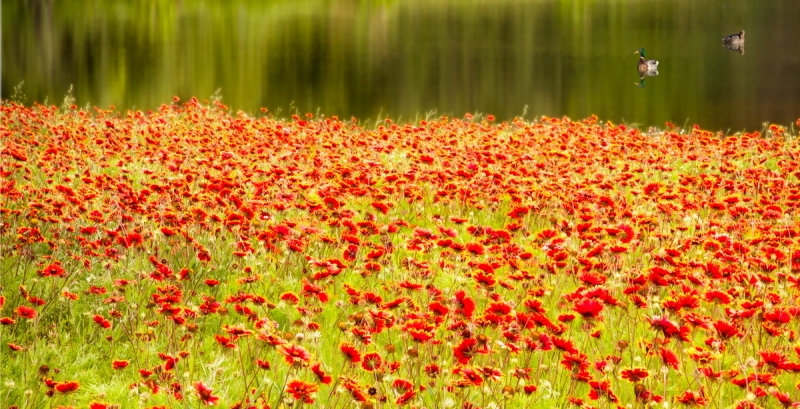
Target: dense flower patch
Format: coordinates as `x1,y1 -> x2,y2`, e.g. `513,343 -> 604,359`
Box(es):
2,98 -> 800,409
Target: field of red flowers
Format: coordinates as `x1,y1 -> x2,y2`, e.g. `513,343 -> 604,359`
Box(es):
2,98 -> 800,409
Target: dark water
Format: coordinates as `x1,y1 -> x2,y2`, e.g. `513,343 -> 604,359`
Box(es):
4,0 -> 800,131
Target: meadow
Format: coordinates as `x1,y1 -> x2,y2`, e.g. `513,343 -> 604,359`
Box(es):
1,97 -> 800,409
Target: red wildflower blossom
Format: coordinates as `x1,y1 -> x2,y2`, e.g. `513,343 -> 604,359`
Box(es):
280,292 -> 299,304
40,262 -> 66,277
454,338 -> 479,364
620,367 -> 649,383
704,290 -> 732,305
551,336 -> 579,354
675,388 -> 708,406
659,347 -> 681,370
425,363 -> 441,377
560,351 -> 590,372
713,320 -> 743,339
112,360 -> 129,369
371,201 -> 390,214
758,350 -> 788,370
194,381 -> 219,406
507,206 -> 530,219
311,362 -> 332,384
466,243 -> 485,255
647,316 -> 681,338
277,343 -> 312,366
340,342 -> 361,363
117,232 -> 143,248
15,305 -> 37,319
342,377 -> 367,402
454,290 -> 476,318
572,298 -> 604,319
361,352 -> 383,372
392,378 -> 414,394
588,379 -> 619,403
395,389 -> 416,405
617,224 -> 635,243
285,379 -> 318,404
93,314 -> 111,329
55,381 -> 80,394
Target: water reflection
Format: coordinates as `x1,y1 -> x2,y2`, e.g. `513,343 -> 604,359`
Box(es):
723,43 -> 745,55
637,68 -> 659,89
3,1 -> 800,131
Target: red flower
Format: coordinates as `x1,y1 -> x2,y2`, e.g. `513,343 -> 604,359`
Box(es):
455,366 -> 484,385
704,290 -> 731,305
454,338 -> 479,364
551,336 -> 579,354
340,342 -> 361,363
311,362 -> 332,384
392,378 -> 414,394
194,381 -> 220,406
395,390 -> 416,405
361,352 -> 383,372
713,320 -> 742,339
112,360 -> 129,370
93,314 -> 111,329
454,290 -> 476,318
343,244 -> 359,262
675,389 -> 708,406
560,351 -> 590,372
14,305 -> 37,320
659,347 -> 681,370
572,298 -> 604,319
285,379 -> 318,404
342,377 -> 368,402
617,224 -> 635,243
40,262 -> 66,277
647,316 -> 681,338
280,292 -> 299,304
424,363 -> 440,377
619,367 -> 649,383
371,201 -> 390,214
55,381 -> 80,394
507,206 -> 530,219
466,242 -> 485,255
758,350 -> 788,370
117,232 -> 143,248
277,343 -> 312,366
588,379 -> 619,403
